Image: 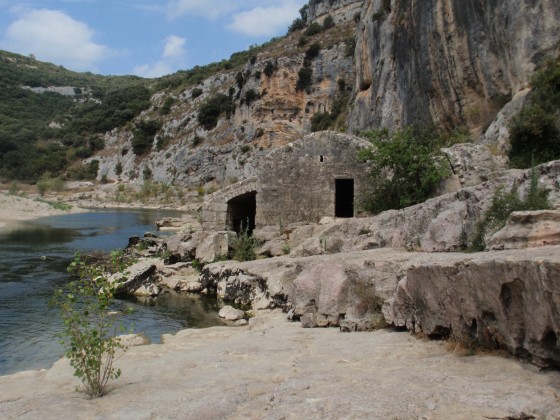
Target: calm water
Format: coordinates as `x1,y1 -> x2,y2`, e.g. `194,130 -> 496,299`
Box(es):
0,209 -> 224,376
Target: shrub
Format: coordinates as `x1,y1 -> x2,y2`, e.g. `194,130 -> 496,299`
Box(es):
230,225 -> 260,262
305,43 -> 322,61
197,94 -> 234,130
322,15 -> 335,30
191,88 -> 203,99
296,67 -> 313,92
359,127 -> 450,213
264,61 -> 276,77
52,253 -> 132,398
509,58 -> 560,168
244,89 -> 258,106
132,120 -> 161,155
304,22 -> 323,37
288,18 -> 306,33
115,161 -> 123,176
192,135 -> 204,146
470,166 -> 551,251
159,97 -> 175,115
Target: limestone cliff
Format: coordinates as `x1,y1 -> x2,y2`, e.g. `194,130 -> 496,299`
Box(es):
91,0 -> 559,188
349,0 -> 560,139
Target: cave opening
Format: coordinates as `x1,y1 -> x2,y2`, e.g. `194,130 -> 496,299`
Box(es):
227,191 -> 257,234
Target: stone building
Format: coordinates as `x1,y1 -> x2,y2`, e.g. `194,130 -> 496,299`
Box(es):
202,131 -> 373,233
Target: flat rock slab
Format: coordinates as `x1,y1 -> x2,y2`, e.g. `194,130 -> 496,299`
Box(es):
1,311 -> 559,419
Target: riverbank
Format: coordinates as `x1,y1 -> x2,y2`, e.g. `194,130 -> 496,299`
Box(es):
0,192 -> 88,229
0,309 -> 558,418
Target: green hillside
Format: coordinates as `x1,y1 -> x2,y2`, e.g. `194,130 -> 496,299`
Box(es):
0,50 -> 150,181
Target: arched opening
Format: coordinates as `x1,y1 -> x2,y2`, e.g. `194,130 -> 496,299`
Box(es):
227,191 -> 257,234
335,178 -> 354,218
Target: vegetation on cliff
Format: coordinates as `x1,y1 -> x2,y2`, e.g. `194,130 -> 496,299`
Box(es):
509,58 -> 560,168
359,127 -> 451,213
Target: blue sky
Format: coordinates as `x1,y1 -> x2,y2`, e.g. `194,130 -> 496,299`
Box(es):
0,0 -> 307,77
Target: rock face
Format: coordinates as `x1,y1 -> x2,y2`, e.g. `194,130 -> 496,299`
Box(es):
486,210 -> 560,250
204,245 -> 560,368
383,246 -> 560,368
349,0 -> 560,139
109,259 -> 159,296
201,250 -> 409,330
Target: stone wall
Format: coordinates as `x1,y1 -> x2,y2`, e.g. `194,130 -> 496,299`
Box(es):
256,131 -> 373,227
202,178 -> 258,231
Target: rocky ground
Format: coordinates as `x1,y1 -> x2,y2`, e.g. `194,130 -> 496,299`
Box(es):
1,310 -> 559,419
0,192 -> 87,229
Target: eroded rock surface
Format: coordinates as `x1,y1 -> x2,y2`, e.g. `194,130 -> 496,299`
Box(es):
486,210 -> 560,250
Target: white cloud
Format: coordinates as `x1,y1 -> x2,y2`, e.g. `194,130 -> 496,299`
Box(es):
228,2 -> 302,37
167,0 -> 238,20
163,35 -> 186,59
0,9 -> 111,71
133,34 -> 187,78
133,61 -> 174,78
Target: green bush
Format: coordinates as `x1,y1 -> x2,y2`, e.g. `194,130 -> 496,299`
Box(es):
191,88 -> 203,99
52,252 -> 132,398
322,15 -> 335,30
359,127 -> 450,213
509,58 -> 560,168
288,18 -> 306,33
305,43 -> 322,61
244,89 -> 258,106
296,67 -> 313,92
132,120 -> 161,155
304,22 -> 323,37
263,61 -> 276,77
197,94 -> 234,130
230,226 -> 260,262
470,167 -> 550,251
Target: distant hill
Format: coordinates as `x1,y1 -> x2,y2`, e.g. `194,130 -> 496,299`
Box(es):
0,50 -> 150,181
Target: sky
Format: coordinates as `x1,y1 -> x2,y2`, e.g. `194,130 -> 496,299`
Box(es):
0,0 -> 308,78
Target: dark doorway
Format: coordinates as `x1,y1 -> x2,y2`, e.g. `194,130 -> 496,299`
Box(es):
335,179 -> 354,218
227,191 -> 257,234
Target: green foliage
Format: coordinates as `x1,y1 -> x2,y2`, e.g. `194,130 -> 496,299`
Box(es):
305,43 -> 322,61
244,89 -> 258,106
296,67 -> 313,92
191,88 -> 203,99
359,127 -> 450,213
132,120 -> 162,155
288,18 -> 306,33
310,91 -> 350,131
192,135 -> 204,147
229,225 -> 260,262
263,61 -> 276,77
322,15 -> 335,30
304,22 -> 323,37
509,58 -> 560,168
52,253 -> 132,398
197,94 -> 234,130
8,181 -> 19,195
240,145 -> 251,153
159,97 -> 175,115
115,161 -> 123,176
0,50 -> 149,181
470,167 -> 551,251
67,160 -> 99,181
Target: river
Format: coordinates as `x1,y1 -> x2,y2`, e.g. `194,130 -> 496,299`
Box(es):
0,209 -> 224,376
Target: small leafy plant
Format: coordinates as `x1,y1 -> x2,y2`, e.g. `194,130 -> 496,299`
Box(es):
230,225 -> 260,262
52,253 -> 132,398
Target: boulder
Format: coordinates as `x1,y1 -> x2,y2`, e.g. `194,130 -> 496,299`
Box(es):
442,143 -> 500,189
133,283 -> 161,297
486,210 -> 560,250
218,305 -> 245,321
384,247 -> 560,368
195,231 -> 230,263
109,259 -> 159,295
156,217 -> 184,232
